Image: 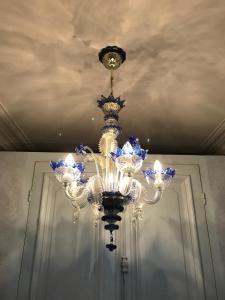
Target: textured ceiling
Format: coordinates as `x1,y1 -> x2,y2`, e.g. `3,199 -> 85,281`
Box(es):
0,0 -> 225,154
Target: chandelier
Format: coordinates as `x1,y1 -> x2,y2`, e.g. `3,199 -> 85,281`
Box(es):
50,46 -> 175,251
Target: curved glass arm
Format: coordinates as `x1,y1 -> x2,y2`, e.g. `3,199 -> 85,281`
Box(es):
86,175 -> 104,196
65,183 -> 88,209
142,188 -> 163,205
130,179 -> 144,221
91,203 -> 101,227
72,202 -> 80,224
86,175 -> 104,205
129,179 -> 142,203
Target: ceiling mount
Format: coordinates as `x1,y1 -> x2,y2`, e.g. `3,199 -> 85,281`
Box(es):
98,46 -> 126,70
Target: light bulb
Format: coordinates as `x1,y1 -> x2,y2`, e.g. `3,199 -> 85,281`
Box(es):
65,154 -> 75,167
122,141 -> 133,155
154,160 -> 162,173
119,175 -> 132,195
153,160 -> 163,189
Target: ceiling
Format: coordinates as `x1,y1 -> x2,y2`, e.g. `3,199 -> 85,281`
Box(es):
0,0 -> 225,154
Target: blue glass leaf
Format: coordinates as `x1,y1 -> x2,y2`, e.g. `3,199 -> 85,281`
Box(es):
128,136 -> 138,146
97,95 -> 125,108
50,160 -> 66,170
141,149 -> 148,160
50,160 -> 57,170
110,152 -> 117,161
76,162 -> 85,173
117,147 -> 124,156
143,168 -> 156,177
110,147 -> 124,161
101,124 -> 122,133
79,177 -> 88,184
75,144 -> 87,155
163,168 -> 175,180
133,144 -> 141,155
57,160 -> 65,168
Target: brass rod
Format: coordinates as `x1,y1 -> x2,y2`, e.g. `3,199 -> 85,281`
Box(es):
110,69 -> 114,96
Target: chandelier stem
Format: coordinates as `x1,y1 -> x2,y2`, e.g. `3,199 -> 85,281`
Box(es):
110,232 -> 113,243
110,69 -> 114,96
105,137 -> 110,190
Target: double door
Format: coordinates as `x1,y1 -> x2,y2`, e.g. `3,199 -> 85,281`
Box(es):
17,158 -> 217,300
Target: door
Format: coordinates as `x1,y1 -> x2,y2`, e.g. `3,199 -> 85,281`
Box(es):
17,158 -> 217,300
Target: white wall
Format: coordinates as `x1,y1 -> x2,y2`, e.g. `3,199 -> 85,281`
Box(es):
202,156 -> 225,299
205,157 -> 225,266
0,152 -> 224,300
0,153 -> 32,300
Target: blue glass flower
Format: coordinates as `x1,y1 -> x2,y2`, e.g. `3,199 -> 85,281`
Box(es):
143,167 -> 175,181
143,168 -> 156,180
111,136 -> 148,161
97,95 -> 125,109
50,160 -> 85,173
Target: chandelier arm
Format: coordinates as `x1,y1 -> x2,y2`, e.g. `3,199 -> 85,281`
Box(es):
130,178 -> 143,200
65,184 -> 88,203
83,146 -> 101,177
71,199 -> 80,210
86,175 -> 104,201
143,188 -> 163,205
91,203 -> 101,227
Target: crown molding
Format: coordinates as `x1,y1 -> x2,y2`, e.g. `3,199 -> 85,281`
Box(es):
201,119 -> 225,155
0,102 -> 33,151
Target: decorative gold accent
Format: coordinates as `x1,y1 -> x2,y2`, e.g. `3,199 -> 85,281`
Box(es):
103,102 -> 120,112
99,132 -> 117,156
102,52 -> 122,70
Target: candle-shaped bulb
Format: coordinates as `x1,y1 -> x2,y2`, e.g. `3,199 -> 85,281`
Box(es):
154,160 -> 162,173
65,154 -> 75,167
122,141 -> 134,155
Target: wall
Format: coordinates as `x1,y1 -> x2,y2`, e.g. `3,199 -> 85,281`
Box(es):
203,156 -> 225,298
0,152 -> 224,300
0,153 -> 32,300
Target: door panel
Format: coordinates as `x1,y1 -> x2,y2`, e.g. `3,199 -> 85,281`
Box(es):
124,174 -> 204,300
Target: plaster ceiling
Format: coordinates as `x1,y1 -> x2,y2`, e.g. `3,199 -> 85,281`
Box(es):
0,0 -> 225,154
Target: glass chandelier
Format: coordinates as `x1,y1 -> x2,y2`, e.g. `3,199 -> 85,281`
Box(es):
50,46 -> 175,251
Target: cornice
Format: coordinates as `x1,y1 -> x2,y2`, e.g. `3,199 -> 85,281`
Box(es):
201,119 -> 225,155
0,102 -> 33,150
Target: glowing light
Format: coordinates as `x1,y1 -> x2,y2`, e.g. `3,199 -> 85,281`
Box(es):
65,154 -> 75,167
122,141 -> 133,155
154,160 -> 162,173
119,175 -> 132,195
